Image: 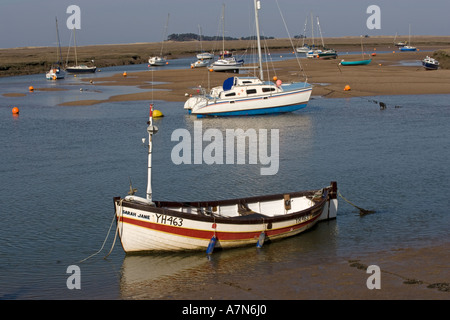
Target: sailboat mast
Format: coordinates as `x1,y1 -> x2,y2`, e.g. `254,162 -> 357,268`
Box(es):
73,28 -> 78,66
160,13 -> 169,56
254,0 -> 263,80
221,4 -> 225,54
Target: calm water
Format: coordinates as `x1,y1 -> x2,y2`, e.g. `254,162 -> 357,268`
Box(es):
0,66 -> 449,299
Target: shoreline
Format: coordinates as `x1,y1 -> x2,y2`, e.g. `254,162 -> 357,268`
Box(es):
2,36 -> 450,105
55,49 -> 450,106
120,241 -> 449,300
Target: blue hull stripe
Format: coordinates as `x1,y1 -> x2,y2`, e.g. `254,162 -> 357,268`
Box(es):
195,103 -> 308,118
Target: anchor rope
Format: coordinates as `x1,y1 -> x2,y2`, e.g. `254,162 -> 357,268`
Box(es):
337,190 -> 375,216
319,83 -> 402,109
79,199 -> 122,263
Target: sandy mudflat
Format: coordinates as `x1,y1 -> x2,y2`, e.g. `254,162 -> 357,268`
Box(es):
54,47 -> 450,107
121,242 -> 449,300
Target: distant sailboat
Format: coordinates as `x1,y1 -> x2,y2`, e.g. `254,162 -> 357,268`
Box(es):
46,17 -> 65,80
400,24 -> 417,52
306,16 -> 337,59
339,36 -> 372,66
296,15 -> 311,56
209,4 -> 244,72
191,25 -> 214,68
65,28 -> 97,73
149,14 -> 170,66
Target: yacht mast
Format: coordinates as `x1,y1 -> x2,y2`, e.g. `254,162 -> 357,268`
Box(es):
254,0 -> 263,80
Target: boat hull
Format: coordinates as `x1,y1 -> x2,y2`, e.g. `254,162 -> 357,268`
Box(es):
46,67 -> 65,79
422,63 -> 438,70
190,83 -> 312,117
66,66 -> 96,73
340,59 -> 372,66
114,183 -> 338,253
400,46 -> 417,52
149,57 -> 167,66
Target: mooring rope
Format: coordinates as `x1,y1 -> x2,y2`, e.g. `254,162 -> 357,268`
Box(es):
79,199 -> 122,263
338,189 -> 375,216
319,85 -> 402,110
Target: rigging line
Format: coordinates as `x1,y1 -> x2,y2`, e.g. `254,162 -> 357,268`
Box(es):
274,0 -> 307,82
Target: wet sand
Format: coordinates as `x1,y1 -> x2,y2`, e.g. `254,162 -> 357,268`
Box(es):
52,48 -> 450,106
121,242 -> 449,300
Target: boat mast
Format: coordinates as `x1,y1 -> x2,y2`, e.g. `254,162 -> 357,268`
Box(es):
73,28 -> 78,66
146,104 -> 158,202
254,0 -> 263,80
55,17 -> 63,65
221,4 -> 225,54
317,17 -> 325,48
160,13 -> 169,56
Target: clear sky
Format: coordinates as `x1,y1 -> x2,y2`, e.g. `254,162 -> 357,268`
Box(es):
1,0 -> 449,49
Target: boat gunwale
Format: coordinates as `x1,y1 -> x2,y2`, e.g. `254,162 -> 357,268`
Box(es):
114,187 -> 330,225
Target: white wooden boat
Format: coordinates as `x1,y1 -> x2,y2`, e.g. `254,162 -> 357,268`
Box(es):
113,104 -> 338,253
184,0 -> 312,117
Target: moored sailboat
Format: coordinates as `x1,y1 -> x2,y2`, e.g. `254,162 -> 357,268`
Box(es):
149,14 -> 170,66
339,36 -> 372,66
184,0 -> 312,117
46,17 -> 65,80
399,24 -> 417,52
65,28 -> 96,74
209,5 -> 244,72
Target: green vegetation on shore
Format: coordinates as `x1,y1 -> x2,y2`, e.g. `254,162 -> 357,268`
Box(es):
432,49 -> 450,69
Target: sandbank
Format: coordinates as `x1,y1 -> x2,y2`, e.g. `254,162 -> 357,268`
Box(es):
57,49 -> 450,106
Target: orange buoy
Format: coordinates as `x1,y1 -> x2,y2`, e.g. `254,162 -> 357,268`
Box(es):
272,76 -> 278,81
371,53 -> 377,56
123,71 -> 127,77
344,85 -> 351,91
12,107 -> 20,114
166,61 -> 169,65
28,86 -> 34,92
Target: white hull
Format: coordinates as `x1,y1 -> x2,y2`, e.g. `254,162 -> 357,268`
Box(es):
149,56 -> 167,66
191,59 -> 211,68
185,76 -> 312,117
114,185 -> 337,253
197,52 -> 214,60
210,57 -> 244,71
